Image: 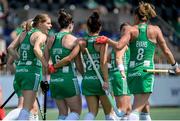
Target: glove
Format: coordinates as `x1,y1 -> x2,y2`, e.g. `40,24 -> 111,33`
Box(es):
96,36 -> 108,44
48,64 -> 56,74
40,81 -> 49,93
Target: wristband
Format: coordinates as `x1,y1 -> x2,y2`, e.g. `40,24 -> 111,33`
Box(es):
171,62 -> 178,70
107,63 -> 112,69
117,64 -> 124,71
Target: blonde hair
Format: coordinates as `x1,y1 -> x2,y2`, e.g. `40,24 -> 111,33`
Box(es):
135,2 -> 157,21
20,19 -> 33,31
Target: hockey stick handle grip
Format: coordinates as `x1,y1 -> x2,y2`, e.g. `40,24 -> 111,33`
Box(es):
143,69 -> 175,74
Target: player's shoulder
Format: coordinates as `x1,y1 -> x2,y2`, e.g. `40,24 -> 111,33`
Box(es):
148,24 -> 161,31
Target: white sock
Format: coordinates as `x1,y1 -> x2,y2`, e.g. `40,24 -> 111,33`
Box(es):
128,111 -> 140,121
29,114 -> 39,121
58,115 -> 67,120
121,115 -> 128,120
140,112 -> 151,121
113,109 -> 125,120
17,108 -> 30,120
29,112 -> 34,120
65,112 -> 80,120
33,114 -> 39,120
83,112 -> 95,120
3,108 -> 22,120
105,114 -> 114,120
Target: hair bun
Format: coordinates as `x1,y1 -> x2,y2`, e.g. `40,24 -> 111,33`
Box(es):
58,9 -> 66,16
91,11 -> 100,19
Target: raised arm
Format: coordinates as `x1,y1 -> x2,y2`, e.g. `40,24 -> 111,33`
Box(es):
96,29 -> 130,50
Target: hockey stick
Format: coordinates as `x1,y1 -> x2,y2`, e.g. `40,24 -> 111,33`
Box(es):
85,48 -> 125,117
40,79 -> 49,120
0,91 -> 15,109
143,69 -> 175,75
36,97 -> 44,120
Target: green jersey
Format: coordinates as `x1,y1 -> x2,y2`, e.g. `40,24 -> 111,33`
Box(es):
49,32 -> 80,99
110,48 -> 130,96
109,48 -> 130,73
49,32 -> 75,78
15,27 -> 24,35
127,23 -> 156,94
17,28 -> 42,67
82,35 -> 105,96
14,28 -> 43,93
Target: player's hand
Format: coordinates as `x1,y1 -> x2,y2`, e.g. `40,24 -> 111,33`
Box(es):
48,64 -> 56,74
6,63 -> 15,74
102,81 -> 109,90
120,71 -> 126,80
96,36 -> 108,44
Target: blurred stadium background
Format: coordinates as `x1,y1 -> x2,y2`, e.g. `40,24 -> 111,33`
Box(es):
0,0 -> 180,120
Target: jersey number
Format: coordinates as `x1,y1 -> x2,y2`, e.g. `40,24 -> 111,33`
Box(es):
55,55 -> 61,63
86,60 -> 100,70
22,51 -> 27,61
136,48 -> 144,61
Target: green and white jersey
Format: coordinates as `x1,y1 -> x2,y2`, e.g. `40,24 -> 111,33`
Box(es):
128,23 -> 156,75
127,23 -> 156,94
109,49 -> 117,72
110,48 -> 130,96
83,35 -> 101,79
109,48 -> 130,74
123,48 -> 130,74
82,35 -> 106,96
15,27 -> 24,35
49,32 -> 80,99
17,28 -> 42,67
49,32 -> 74,78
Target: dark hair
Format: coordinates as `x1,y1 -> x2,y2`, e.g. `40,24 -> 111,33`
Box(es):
58,9 -> 73,29
135,2 -> 157,21
32,14 -> 49,27
120,22 -> 129,32
87,11 -> 101,33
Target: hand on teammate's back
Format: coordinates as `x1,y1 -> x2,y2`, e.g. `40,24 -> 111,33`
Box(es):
96,36 -> 108,44
48,64 -> 56,74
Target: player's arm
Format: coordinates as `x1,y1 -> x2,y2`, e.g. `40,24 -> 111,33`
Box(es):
78,39 -> 87,53
74,52 -> 84,75
33,33 -> 48,68
100,43 -> 109,90
7,33 -> 23,60
54,44 -> 80,68
157,26 -> 175,64
115,46 -> 127,79
44,36 -> 54,63
97,29 -> 130,50
156,26 -> 180,73
6,55 -> 15,73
